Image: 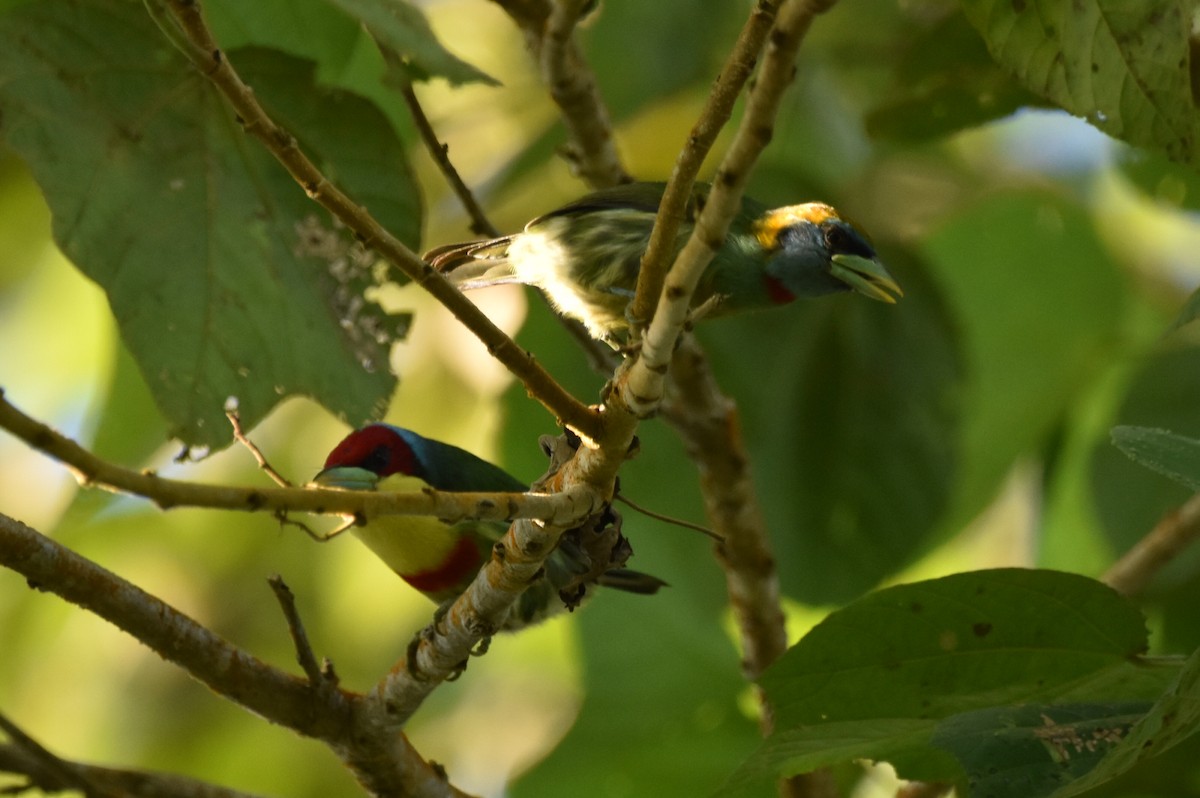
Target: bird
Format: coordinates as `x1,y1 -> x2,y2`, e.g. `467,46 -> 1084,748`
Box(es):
427,181 -> 902,342
311,423 -> 664,629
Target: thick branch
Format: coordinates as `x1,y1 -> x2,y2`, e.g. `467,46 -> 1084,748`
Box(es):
0,389 -> 594,527
629,0 -> 784,329
150,0 -> 599,439
1104,492 -> 1200,596
0,513 -> 475,797
491,0 -> 629,188
0,723 -> 268,798
662,337 -> 786,681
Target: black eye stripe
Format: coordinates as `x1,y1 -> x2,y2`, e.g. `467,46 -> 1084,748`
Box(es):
823,224 -> 875,259
361,444 -> 392,473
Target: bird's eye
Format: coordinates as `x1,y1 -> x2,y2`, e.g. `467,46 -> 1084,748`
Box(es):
823,223 -> 875,259
361,444 -> 393,474
824,225 -> 849,252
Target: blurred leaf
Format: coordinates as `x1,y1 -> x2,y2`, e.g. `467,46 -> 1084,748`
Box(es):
961,0 -> 1200,168
0,0 -> 420,446
1118,148 -> 1200,213
702,249 -> 962,604
1111,425 -> 1200,492
932,702 -> 1149,798
867,12 -> 1047,142
718,569 -> 1176,796
324,0 -> 497,86
1172,286 -> 1200,332
1091,346 -> 1200,588
923,191 -> 1127,534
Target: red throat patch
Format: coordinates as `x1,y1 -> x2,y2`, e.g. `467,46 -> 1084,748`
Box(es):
403,535 -> 481,594
764,274 -> 796,305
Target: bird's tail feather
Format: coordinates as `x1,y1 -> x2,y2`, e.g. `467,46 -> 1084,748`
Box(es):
598,568 -> 668,595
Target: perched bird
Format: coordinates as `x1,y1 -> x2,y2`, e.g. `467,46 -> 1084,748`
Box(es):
427,181 -> 902,341
312,424 -> 662,629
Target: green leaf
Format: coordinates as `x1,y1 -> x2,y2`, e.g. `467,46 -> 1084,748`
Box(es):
866,12 -> 1047,142
931,702 -> 1150,798
961,0 -> 1200,168
923,191 -> 1128,541
717,570 -> 1177,796
1171,286 -> 1200,332
1112,426 -> 1200,492
324,0 -> 497,86
0,0 -> 420,447
702,248 -> 963,603
1090,346 -> 1200,587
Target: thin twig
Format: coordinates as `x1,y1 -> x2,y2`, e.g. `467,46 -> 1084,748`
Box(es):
0,712 -> 106,797
268,575 -> 331,688
227,410 -> 291,487
613,493 -> 723,542
1104,492 -> 1200,596
0,388 -> 597,527
149,0 -> 600,440
398,80 -> 499,239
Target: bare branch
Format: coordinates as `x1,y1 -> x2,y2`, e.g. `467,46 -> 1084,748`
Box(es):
0,712 -> 109,797
0,388 -> 596,527
1104,492 -> 1200,596
0,512 -> 476,797
0,738 -> 272,798
268,575 -> 335,689
629,0 -> 784,330
491,0 -> 629,187
397,79 -> 499,239
227,410 -> 292,487
148,0 -> 600,439
661,337 -> 785,681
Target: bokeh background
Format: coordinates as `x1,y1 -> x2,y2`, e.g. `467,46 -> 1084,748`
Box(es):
2,0 -> 1200,795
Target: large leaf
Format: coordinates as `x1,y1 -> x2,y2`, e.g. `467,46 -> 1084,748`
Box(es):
961,0 -> 1199,168
717,569 -> 1179,796
701,248 -> 963,604
923,191 -> 1128,535
0,0 -> 419,446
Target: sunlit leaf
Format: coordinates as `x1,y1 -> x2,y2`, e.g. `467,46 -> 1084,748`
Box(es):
0,0 -> 419,446
716,570 -> 1175,796
962,0 -> 1200,168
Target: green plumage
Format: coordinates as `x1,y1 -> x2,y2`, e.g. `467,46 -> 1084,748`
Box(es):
428,182 -> 901,342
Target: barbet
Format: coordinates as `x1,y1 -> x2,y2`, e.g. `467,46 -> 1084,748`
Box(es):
427,182 -> 902,342
312,424 -> 663,630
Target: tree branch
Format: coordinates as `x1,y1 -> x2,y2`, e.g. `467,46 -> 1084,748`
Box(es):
1103,491 -> 1200,597
0,513 -> 477,797
0,712 -> 271,798
629,0 -> 784,330
491,0 -> 629,188
148,0 -> 600,440
0,388 -> 596,527
661,337 -> 786,681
